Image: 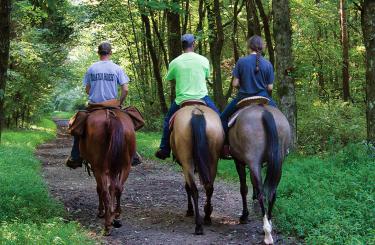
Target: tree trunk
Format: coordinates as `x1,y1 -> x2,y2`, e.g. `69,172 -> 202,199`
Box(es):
245,0 -> 261,38
340,0 -> 350,101
255,0 -> 275,66
206,0 -> 226,109
361,0 -> 375,143
182,0 -> 189,34
196,0 -> 205,54
272,0 -> 297,149
0,0 -> 11,143
140,13 -> 168,114
167,0 -> 181,103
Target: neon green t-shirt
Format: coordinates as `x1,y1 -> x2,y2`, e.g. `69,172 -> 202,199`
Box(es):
165,52 -> 210,105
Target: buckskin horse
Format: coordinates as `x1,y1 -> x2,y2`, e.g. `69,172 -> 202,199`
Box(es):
79,107 -> 136,236
228,99 -> 290,244
170,103 -> 224,235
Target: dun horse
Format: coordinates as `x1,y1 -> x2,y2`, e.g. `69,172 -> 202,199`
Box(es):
229,104 -> 290,244
80,109 -> 136,235
170,105 -> 224,235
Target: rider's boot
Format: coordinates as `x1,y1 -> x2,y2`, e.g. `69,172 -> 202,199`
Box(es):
220,144 -> 232,160
132,152 -> 142,166
155,148 -> 170,160
65,156 -> 83,169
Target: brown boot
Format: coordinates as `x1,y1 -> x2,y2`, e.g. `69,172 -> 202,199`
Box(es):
155,149 -> 170,160
65,157 -> 83,169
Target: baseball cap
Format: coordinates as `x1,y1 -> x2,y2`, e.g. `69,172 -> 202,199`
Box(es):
181,34 -> 195,45
98,42 -> 112,55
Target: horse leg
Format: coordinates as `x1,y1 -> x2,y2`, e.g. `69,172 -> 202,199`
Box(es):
96,184 -> 105,218
102,176 -> 115,236
185,183 -> 194,217
112,179 -> 123,228
185,171 -> 203,235
249,162 -> 274,244
235,160 -> 249,224
203,184 -> 213,225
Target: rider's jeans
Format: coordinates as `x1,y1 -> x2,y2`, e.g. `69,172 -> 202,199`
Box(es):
220,90 -> 277,137
159,95 -> 220,155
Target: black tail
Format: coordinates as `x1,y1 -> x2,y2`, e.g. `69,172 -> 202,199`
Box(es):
191,109 -> 211,185
105,114 -> 126,177
262,110 -> 281,199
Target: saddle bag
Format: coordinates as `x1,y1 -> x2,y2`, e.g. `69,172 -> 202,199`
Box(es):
122,106 -> 145,131
68,111 -> 89,136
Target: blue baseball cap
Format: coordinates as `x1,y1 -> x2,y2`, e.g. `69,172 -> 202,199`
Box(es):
181,34 -> 195,44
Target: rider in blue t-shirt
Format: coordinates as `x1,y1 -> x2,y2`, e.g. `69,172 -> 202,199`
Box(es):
220,35 -> 276,156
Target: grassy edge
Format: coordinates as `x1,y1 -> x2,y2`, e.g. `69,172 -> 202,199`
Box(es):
0,118 -> 96,244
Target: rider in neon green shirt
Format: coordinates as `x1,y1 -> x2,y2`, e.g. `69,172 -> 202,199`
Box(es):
155,34 -> 220,160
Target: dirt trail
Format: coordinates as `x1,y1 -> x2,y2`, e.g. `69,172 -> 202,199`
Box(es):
36,120 -> 296,245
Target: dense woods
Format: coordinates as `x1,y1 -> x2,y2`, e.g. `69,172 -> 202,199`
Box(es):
0,0 -> 374,150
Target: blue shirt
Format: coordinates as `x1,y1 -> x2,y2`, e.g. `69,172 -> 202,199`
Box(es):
232,54 -> 274,96
83,60 -> 129,103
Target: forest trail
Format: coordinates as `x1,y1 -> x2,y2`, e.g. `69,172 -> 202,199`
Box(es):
36,120 -> 296,245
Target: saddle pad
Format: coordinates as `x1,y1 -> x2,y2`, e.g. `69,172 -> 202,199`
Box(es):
228,107 -> 247,128
180,99 -> 206,108
169,112 -> 179,131
236,96 -> 269,109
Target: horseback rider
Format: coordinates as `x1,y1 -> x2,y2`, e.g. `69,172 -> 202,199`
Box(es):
220,35 -> 277,156
155,34 -> 220,160
66,42 -> 141,168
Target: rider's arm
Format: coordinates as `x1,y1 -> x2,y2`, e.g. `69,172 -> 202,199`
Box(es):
85,84 -> 91,95
119,84 -> 129,105
232,77 -> 240,88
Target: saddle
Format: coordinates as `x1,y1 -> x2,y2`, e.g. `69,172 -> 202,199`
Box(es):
169,99 -> 207,130
228,96 -> 269,128
68,99 -> 145,136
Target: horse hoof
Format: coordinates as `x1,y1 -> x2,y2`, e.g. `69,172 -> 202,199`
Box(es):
97,212 -> 105,218
103,228 -> 111,236
204,217 -> 212,226
239,217 -> 248,224
112,219 -> 122,228
195,226 -> 204,235
186,210 -> 194,217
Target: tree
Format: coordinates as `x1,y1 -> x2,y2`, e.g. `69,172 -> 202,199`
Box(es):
0,0 -> 11,142
361,0 -> 375,143
340,0 -> 350,101
206,0 -> 225,109
167,0 -> 181,102
273,0 -> 297,148
255,0 -> 275,65
245,0 -> 261,38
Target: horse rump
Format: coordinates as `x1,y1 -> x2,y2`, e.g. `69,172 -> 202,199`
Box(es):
105,113 -> 126,176
191,109 -> 211,186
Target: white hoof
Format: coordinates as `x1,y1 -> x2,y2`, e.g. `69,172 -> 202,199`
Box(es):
263,215 -> 274,244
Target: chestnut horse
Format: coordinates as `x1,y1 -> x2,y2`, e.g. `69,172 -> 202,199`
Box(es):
80,109 -> 135,235
229,105 -> 290,244
170,105 -> 224,235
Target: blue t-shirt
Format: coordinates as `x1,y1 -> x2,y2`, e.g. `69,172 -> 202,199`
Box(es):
83,60 -> 129,103
232,54 -> 274,96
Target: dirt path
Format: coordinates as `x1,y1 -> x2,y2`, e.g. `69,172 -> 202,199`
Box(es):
36,120 -> 296,245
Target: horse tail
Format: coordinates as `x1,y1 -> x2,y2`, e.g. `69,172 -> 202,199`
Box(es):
105,113 -> 125,177
191,108 -> 211,186
262,109 -> 281,201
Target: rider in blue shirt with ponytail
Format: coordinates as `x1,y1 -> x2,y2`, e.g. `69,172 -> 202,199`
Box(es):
220,35 -> 276,157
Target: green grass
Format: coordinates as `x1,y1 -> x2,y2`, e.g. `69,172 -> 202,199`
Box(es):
137,132 -> 375,244
51,111 -> 75,119
0,119 -> 94,244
